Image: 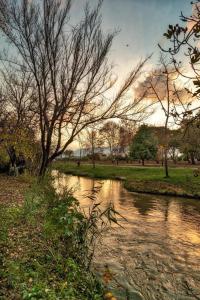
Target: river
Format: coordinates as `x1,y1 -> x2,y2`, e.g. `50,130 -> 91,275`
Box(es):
54,172 -> 200,300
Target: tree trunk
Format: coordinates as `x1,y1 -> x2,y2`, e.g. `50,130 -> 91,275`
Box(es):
142,159 -> 144,166
190,152 -> 196,165
39,153 -> 49,177
164,148 -> 169,178
92,156 -> 95,168
186,154 -> 190,164
7,146 -> 18,176
92,146 -> 95,169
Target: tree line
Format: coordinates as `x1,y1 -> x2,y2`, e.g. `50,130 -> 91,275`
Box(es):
71,118 -> 200,175
129,121 -> 200,169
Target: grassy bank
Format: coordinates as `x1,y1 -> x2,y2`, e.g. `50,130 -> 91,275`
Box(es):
54,161 -> 200,198
0,174 -> 106,300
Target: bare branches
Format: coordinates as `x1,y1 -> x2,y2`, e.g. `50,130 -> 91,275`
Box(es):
135,55 -> 193,177
0,0 -> 149,175
160,1 -> 200,105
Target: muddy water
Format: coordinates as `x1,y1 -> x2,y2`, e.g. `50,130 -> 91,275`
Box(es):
54,172 -> 200,300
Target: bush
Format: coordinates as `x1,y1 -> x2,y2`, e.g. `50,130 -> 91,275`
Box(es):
0,175 -> 105,299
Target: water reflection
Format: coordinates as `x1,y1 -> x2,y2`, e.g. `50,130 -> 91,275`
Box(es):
54,172 -> 200,300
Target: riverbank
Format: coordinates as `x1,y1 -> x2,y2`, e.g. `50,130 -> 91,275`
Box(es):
54,161 -> 200,199
0,174 -> 105,300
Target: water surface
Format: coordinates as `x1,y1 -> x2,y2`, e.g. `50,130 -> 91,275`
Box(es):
54,173 -> 200,300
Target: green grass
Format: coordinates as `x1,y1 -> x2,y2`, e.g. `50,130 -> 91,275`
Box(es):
53,161 -> 200,198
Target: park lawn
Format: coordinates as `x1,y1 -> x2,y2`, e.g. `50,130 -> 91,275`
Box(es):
53,161 -> 200,198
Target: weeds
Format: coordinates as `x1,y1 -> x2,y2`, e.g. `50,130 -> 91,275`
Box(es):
0,174 -> 122,299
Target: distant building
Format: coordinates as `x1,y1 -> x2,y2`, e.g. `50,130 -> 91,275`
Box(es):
73,146 -> 129,158
73,147 -> 110,158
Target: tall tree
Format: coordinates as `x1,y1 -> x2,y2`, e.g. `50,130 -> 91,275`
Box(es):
135,55 -> 190,177
0,0 -> 149,176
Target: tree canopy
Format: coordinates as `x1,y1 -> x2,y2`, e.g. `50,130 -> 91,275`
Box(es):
129,125 -> 158,165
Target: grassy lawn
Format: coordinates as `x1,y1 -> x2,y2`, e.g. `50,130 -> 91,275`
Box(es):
54,161 -> 200,198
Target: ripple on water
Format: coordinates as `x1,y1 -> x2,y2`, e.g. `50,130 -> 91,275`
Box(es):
54,173 -> 200,300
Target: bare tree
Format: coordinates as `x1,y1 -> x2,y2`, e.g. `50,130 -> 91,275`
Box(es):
118,120 -> 136,159
99,121 -> 120,160
0,0 -> 150,176
76,133 -> 85,163
84,126 -> 103,168
135,55 -> 191,177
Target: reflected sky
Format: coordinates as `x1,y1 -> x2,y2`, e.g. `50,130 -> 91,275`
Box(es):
53,172 -> 200,299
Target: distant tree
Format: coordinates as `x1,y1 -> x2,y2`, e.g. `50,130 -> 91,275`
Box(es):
129,125 -> 158,166
148,126 -> 181,165
84,127 -> 103,168
76,133 -> 85,162
99,120 -> 136,162
99,121 -> 120,159
118,120 -> 136,158
148,126 -> 167,165
168,130 -> 181,164
64,149 -> 73,160
180,119 -> 200,164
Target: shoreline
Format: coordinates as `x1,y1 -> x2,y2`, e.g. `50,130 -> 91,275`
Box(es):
54,163 -> 200,200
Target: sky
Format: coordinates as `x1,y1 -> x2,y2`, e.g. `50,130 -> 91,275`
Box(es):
72,0 -> 191,79
1,0 -> 193,149
68,0 -> 193,149
71,1 -> 192,126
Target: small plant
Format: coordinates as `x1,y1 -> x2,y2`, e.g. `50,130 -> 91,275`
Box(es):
0,173 -> 124,299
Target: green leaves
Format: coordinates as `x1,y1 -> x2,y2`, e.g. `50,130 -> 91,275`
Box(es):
129,125 -> 158,162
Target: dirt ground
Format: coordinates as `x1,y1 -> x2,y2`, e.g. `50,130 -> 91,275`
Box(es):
0,174 -> 28,206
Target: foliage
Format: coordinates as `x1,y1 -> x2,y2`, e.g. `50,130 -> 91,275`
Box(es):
0,176 -> 114,299
129,125 -> 158,164
0,67 -> 39,173
168,129 -> 181,163
0,125 -> 36,159
99,121 -> 134,158
148,127 -> 181,163
161,1 -> 200,120
64,150 -> 73,159
179,119 -> 200,164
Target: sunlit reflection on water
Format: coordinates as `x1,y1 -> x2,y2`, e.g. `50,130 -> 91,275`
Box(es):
53,171 -> 200,299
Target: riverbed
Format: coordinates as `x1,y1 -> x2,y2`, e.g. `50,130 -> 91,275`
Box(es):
54,172 -> 200,300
